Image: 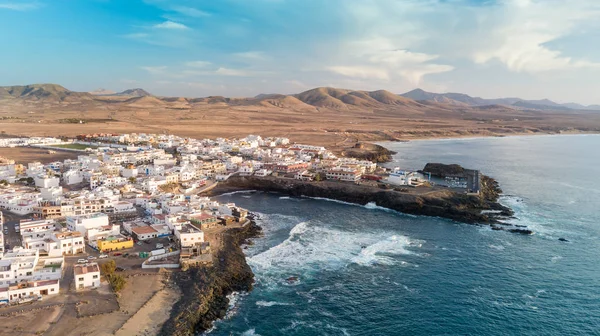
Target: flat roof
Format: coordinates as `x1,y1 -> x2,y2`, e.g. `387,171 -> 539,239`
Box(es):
74,263 -> 100,275
132,226 -> 158,235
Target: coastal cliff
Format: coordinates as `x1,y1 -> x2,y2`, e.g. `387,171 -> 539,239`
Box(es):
210,175 -> 513,225
159,222 -> 262,336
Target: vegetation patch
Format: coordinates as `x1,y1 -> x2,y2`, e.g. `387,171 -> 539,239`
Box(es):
52,143 -> 98,150
100,260 -> 127,292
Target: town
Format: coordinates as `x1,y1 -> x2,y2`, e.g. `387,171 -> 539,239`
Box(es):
0,133 -> 459,315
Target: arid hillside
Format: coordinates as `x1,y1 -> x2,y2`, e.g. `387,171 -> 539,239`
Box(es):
1,84 -> 599,150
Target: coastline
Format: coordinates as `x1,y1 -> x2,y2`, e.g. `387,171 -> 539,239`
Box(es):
375,131 -> 600,144
208,176 -> 513,225
159,221 -> 262,336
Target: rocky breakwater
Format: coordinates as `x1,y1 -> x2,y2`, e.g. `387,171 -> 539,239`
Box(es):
211,173 -> 513,226
159,222 -> 262,336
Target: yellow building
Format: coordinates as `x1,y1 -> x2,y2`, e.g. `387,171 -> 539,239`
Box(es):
97,236 -> 134,252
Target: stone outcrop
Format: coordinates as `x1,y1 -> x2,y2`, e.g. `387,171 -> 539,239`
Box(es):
159,222 -> 262,336
341,142 -> 396,163
210,175 -> 513,225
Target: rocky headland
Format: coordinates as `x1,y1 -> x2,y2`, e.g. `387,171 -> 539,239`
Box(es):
340,142 -> 397,163
209,173 -> 513,225
159,222 -> 262,336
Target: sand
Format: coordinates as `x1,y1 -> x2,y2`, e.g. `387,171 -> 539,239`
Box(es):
115,283 -> 182,336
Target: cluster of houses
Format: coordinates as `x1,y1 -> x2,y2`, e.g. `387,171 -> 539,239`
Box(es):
0,132 -> 433,305
0,137 -> 64,148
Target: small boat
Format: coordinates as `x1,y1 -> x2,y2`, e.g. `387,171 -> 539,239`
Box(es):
558,238 -> 569,242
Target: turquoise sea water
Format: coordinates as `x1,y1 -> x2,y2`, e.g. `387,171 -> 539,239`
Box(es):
210,134 -> 600,336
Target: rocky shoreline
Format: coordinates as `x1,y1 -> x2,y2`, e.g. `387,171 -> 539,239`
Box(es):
159,166 -> 521,335
159,221 -> 262,336
209,175 -> 513,225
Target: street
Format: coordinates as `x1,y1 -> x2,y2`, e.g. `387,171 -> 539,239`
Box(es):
1,210 -> 25,250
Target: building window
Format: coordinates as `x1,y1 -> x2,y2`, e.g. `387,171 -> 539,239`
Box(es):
93,275 -> 98,279
78,277 -> 84,281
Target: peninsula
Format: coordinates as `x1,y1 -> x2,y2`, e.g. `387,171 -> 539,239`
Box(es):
0,132 -> 520,335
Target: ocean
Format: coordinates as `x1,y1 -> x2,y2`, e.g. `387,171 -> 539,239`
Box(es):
209,134 -> 600,336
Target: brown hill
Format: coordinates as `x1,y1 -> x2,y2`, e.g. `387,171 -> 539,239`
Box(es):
0,84 -> 94,102
295,87 -> 350,110
294,87 -> 425,110
125,96 -> 166,108
258,95 -> 317,111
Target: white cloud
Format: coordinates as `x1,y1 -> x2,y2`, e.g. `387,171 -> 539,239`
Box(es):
325,37 -> 454,84
141,66 -> 168,75
153,20 -> 189,30
171,6 -> 211,18
215,67 -> 255,77
233,51 -> 268,60
185,61 -> 212,68
327,66 -> 390,80
0,2 -> 40,10
469,0 -> 600,73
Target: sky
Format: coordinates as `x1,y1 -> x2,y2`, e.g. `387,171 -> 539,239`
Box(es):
1,0 -> 600,104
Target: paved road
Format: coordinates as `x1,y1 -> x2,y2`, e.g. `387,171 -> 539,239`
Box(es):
1,210 -> 25,250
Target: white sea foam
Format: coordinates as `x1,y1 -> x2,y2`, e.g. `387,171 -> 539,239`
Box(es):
225,291 -> 246,319
499,195 -> 572,237
551,255 -> 563,263
255,300 -> 293,307
302,196 -> 414,216
241,329 -> 261,336
248,220 -> 423,288
352,235 -> 415,266
218,190 -> 257,196
279,196 -> 290,200
489,244 -> 505,251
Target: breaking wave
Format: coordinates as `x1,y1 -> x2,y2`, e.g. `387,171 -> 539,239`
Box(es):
255,300 -> 293,307
218,190 -> 257,196
248,220 -> 423,288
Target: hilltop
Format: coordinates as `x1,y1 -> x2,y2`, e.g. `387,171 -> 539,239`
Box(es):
0,84 -> 94,102
0,83 -> 599,151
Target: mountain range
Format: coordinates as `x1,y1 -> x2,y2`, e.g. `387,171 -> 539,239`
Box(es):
401,88 -> 600,111
0,83 -> 598,112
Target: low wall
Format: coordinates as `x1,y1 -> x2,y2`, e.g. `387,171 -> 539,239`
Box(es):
141,251 -> 181,269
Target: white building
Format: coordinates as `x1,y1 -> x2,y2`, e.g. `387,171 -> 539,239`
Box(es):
34,175 -> 60,189
74,263 -> 101,290
66,213 -> 109,236
63,170 -> 85,185
176,223 -> 205,247
0,279 -> 60,304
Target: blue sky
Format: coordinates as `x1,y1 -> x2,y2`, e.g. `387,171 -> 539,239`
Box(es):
1,0 -> 599,104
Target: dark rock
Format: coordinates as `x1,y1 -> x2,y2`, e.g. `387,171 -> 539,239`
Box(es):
422,163 -> 466,177
159,222 -> 262,336
341,143 -> 396,163
558,238 -> 569,242
210,175 -> 513,225
509,229 -> 534,235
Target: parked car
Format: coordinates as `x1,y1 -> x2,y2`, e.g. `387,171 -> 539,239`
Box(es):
156,243 -> 164,249
115,267 -> 125,272
144,240 -> 151,244
77,259 -> 87,263
136,241 -> 142,246
99,254 -> 108,259
113,252 -> 122,257
87,256 -> 97,260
